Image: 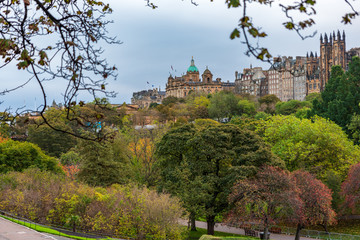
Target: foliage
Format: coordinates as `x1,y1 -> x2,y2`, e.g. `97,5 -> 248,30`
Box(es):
157,123 -> 283,235
261,115 -> 360,180
227,166 -> 301,239
348,113 -> 360,145
237,100 -> 256,116
258,94 -> 280,114
292,170 -> 336,240
127,124 -> 169,187
275,100 -> 311,115
0,139 -> 62,174
0,0 -> 119,140
341,163 -> 360,215
305,92 -> 322,103
227,167 -> 336,240
77,134 -> 131,187
228,116 -> 266,133
0,169 -> 185,239
60,151 -> 82,166
208,91 -> 239,121
312,57 -> 360,133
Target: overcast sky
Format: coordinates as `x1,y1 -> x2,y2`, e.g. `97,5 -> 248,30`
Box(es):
1,0 -> 360,111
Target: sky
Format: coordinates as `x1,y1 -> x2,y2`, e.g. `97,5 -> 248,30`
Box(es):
1,0 -> 360,111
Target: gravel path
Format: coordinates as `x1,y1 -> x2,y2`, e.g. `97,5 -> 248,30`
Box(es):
180,220 -> 317,240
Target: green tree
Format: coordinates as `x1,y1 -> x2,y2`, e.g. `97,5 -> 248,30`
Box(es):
237,99 -> 256,116
261,115 -> 360,180
157,123 -> 283,235
312,57 -> 360,132
275,100 -> 311,115
208,91 -> 239,121
0,139 -> 63,174
258,94 -> 280,114
348,113 -> 360,145
77,133 -> 131,186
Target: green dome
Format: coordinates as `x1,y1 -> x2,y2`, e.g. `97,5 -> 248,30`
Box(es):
187,57 -> 199,72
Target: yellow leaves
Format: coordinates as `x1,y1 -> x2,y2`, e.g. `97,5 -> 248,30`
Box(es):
257,48 -> 272,60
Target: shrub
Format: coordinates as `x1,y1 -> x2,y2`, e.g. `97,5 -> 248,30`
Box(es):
0,169 -> 184,239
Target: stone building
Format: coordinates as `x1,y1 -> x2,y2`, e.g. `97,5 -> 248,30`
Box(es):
293,56 -> 307,101
131,88 -> 166,108
165,57 -> 234,98
320,31 -> 346,90
306,52 -> 321,94
235,66 -> 267,97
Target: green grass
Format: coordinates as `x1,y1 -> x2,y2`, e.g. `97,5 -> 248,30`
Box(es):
186,227 -> 256,240
309,219 -> 360,236
0,215 -> 114,240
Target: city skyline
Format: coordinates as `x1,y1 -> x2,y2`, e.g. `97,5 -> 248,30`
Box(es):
1,0 -> 360,111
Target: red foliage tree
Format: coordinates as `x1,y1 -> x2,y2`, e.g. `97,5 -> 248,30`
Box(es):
292,170 -> 336,240
227,167 -> 336,240
227,166 -> 302,239
341,163 -> 360,214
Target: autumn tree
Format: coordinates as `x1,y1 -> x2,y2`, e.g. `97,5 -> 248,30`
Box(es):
0,0 -> 118,140
227,166 -> 301,240
228,168 -> 336,240
157,123 -> 283,235
341,163 -> 360,215
292,170 -> 336,240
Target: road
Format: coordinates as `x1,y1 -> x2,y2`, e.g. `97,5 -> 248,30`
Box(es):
0,217 -> 71,240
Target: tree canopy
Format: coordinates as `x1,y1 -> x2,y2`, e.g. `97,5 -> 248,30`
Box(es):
157,123 -> 283,235
0,0 -> 118,140
261,115 -> 360,180
312,57 -> 360,132
0,139 -> 62,173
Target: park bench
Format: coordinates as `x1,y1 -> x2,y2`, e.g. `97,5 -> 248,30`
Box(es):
244,228 -> 259,237
269,227 -> 282,234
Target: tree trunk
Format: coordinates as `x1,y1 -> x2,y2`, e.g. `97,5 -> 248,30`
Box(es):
295,224 -> 303,240
207,215 -> 215,235
264,226 -> 269,240
190,212 -> 197,231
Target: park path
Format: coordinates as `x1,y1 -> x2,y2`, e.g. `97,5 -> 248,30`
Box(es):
180,220 -> 316,240
0,217 -> 71,240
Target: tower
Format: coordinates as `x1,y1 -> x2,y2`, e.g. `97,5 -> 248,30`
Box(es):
320,31 -> 346,90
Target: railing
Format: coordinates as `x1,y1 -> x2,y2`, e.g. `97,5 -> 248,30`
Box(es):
229,222 -> 360,240
0,209 -> 132,240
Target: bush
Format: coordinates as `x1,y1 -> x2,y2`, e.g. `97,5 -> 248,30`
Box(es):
0,169 -> 184,239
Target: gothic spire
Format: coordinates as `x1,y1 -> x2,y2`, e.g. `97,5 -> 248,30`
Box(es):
343,30 -> 346,41
320,34 -> 323,43
324,33 -> 328,43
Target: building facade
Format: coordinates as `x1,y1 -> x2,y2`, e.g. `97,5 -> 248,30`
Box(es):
234,66 -> 267,97
131,88 -> 166,108
166,57 -> 234,98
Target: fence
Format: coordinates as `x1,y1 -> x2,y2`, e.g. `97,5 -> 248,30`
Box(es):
229,222 -> 360,240
0,209 -> 132,240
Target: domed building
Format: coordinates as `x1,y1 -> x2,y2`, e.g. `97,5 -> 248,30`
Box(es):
165,57 -> 234,98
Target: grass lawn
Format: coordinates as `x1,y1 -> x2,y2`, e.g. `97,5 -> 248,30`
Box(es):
310,219 -> 360,236
0,215 -> 114,240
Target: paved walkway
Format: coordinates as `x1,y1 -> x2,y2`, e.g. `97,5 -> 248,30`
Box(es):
180,220 -> 316,240
0,217 -> 71,240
